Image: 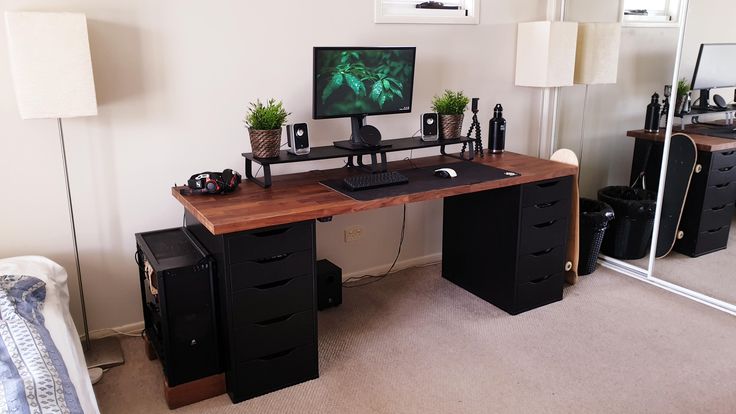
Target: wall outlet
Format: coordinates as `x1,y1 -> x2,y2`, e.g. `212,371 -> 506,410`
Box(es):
344,225 -> 364,243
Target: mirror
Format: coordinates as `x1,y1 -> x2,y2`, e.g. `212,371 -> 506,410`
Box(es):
556,0 -> 680,277
652,0 -> 736,310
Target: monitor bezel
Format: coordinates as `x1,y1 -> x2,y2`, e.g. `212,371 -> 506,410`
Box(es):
312,46 -> 417,120
690,43 -> 736,91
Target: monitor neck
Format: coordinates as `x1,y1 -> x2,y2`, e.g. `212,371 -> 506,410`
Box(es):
696,88 -> 711,110
350,115 -> 366,146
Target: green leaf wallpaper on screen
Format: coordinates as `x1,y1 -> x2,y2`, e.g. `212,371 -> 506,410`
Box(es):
315,49 -> 414,117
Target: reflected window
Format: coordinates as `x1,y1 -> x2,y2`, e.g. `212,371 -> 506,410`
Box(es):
622,0 -> 680,26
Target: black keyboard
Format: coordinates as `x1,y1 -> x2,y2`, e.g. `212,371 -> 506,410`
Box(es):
342,171 -> 409,191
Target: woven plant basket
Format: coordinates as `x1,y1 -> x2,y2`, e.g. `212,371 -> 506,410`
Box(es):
249,128 -> 282,158
439,114 -> 464,139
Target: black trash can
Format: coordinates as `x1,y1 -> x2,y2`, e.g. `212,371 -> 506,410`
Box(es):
578,198 -> 615,275
598,186 -> 657,260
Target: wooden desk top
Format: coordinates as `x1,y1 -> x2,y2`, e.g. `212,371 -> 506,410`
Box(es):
627,128 -> 736,152
172,152 -> 577,235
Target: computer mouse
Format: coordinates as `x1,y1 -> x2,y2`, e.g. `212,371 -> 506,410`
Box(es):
434,168 -> 457,178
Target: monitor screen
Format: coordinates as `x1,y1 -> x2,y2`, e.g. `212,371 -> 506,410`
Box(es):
691,43 -> 736,90
313,47 -> 416,119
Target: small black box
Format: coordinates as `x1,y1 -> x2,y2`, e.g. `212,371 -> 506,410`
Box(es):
316,259 -> 342,310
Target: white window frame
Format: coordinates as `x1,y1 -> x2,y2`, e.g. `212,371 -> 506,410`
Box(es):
619,0 -> 681,28
375,0 -> 480,25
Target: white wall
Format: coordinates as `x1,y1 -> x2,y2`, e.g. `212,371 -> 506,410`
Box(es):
679,0 -> 736,98
557,0 -> 680,197
0,0 -> 549,333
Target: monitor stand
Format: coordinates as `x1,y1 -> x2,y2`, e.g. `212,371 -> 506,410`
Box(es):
695,89 -> 711,111
333,115 -> 392,151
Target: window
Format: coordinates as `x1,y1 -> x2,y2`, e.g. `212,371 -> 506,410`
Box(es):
375,0 -> 479,25
621,0 -> 680,27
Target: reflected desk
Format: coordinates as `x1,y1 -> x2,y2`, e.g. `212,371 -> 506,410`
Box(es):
172,151 -> 576,403
627,128 -> 736,257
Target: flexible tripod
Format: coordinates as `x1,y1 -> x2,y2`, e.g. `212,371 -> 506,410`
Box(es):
462,105 -> 484,158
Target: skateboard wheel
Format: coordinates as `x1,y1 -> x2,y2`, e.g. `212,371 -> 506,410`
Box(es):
565,261 -> 573,271
677,230 -> 684,240
695,164 -> 703,173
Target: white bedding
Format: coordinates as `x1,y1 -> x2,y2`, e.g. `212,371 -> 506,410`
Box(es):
0,256 -> 100,414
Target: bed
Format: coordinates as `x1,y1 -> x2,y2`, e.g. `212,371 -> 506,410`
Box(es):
0,256 -> 100,413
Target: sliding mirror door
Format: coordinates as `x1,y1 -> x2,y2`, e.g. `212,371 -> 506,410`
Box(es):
651,0 -> 736,312
556,0 -> 681,277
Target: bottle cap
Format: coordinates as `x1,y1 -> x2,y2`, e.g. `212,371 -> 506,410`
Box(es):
651,93 -> 659,103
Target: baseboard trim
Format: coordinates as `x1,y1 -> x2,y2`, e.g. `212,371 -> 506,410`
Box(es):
86,254 -> 443,337
341,252 -> 442,280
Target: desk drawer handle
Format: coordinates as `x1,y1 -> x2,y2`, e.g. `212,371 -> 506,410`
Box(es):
536,181 -> 560,188
253,227 -> 291,238
257,347 -> 295,361
714,183 -> 731,189
711,204 -> 727,211
531,248 -> 555,257
254,277 -> 294,290
255,253 -> 291,264
255,313 -> 296,326
534,201 -> 558,209
533,220 -> 558,229
530,274 -> 554,284
721,151 -> 736,156
707,226 -> 726,233
718,166 -> 734,172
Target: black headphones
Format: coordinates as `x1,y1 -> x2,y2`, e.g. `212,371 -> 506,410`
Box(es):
180,169 -> 242,195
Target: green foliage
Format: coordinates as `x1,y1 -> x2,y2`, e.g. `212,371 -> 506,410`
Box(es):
244,99 -> 290,130
431,90 -> 469,115
677,77 -> 690,97
317,50 -> 413,114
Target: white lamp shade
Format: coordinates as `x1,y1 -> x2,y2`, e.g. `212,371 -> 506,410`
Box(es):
5,12 -> 98,119
574,23 -> 621,85
515,21 -> 578,88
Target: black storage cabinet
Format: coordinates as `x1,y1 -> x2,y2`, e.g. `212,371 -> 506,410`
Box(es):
185,214 -> 318,403
135,227 -> 221,387
443,177 -> 572,315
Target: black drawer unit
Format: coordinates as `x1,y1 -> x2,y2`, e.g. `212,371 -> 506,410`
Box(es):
135,227 -> 221,387
442,176 -> 572,315
675,149 -> 736,257
185,214 -> 318,403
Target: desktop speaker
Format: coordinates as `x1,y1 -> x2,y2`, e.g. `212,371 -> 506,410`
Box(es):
316,259 -> 342,310
713,94 -> 728,109
420,113 -> 439,141
287,123 -> 311,155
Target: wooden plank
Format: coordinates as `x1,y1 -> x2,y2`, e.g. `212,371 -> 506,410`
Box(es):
164,373 -> 225,409
627,128 -> 736,152
172,152 -> 578,235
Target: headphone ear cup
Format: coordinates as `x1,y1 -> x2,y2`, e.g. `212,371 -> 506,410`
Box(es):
205,180 -> 220,193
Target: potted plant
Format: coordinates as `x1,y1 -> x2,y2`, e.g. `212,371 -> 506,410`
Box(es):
432,90 -> 469,139
676,77 -> 691,116
244,99 -> 290,158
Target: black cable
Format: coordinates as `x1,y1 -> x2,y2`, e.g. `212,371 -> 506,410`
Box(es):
343,204 -> 407,288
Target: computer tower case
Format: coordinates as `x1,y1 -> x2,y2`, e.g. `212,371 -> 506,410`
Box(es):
316,259 -> 342,310
136,227 -> 221,387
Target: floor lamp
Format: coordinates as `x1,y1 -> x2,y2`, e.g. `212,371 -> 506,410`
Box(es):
573,23 -> 622,169
5,12 -> 124,371
515,21 -> 578,158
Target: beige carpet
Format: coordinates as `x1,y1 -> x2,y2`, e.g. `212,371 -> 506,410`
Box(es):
94,264 -> 736,414
632,215 -> 736,305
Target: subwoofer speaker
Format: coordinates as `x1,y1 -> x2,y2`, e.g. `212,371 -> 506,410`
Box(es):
421,113 -> 439,141
287,123 -> 311,155
316,259 -> 342,310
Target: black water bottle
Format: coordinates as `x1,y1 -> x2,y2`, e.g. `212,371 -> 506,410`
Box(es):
645,93 -> 661,133
488,104 -> 506,153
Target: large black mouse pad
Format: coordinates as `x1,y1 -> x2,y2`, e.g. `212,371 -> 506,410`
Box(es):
321,161 -> 520,201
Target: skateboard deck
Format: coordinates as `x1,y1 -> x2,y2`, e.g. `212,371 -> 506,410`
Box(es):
551,149 -> 579,285
656,133 -> 697,258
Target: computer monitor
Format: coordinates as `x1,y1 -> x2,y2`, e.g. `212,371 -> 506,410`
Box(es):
313,47 -> 416,148
690,43 -> 736,110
